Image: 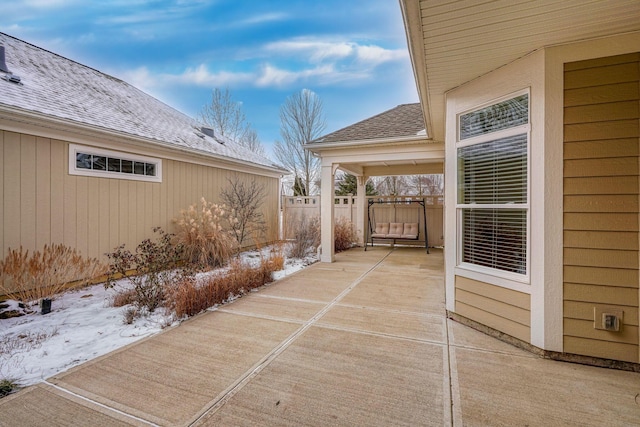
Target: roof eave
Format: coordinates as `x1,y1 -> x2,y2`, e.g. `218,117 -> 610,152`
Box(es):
399,0 -> 433,141
0,104 -> 288,176
306,134 -> 433,153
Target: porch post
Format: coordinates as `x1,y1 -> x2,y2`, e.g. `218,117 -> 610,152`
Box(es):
356,175 -> 366,246
320,163 -> 336,262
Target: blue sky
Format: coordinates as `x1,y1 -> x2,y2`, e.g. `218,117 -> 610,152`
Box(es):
1,0 -> 418,156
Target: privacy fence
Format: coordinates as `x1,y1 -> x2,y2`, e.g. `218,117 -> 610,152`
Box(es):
282,195 -> 444,247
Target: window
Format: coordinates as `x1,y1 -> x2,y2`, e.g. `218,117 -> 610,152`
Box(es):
457,93 -> 529,278
69,144 -> 162,182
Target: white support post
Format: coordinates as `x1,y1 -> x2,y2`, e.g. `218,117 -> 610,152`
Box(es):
356,176 -> 366,246
320,164 -> 336,262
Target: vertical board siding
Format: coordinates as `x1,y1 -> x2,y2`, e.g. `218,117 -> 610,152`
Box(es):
563,53 -> 640,363
0,132 -> 280,294
454,276 -> 531,343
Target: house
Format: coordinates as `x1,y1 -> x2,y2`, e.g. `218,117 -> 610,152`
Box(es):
0,33 -> 286,286
312,1 -> 640,368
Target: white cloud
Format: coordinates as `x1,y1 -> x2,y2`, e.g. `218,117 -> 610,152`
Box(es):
354,44 -> 407,65
264,38 -> 406,67
236,12 -> 289,26
119,64 -> 253,90
22,0 -> 79,8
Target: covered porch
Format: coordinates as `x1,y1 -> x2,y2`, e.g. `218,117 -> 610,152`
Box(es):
306,103 -> 445,263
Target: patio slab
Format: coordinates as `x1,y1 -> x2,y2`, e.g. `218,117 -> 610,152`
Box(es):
48,311 -> 301,426
195,326 -> 448,427
1,246 -> 639,426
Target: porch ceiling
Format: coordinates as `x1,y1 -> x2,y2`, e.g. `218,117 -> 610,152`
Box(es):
306,137 -> 444,177
400,0 -> 640,142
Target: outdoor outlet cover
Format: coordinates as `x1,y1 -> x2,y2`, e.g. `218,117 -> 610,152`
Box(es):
593,307 -> 623,332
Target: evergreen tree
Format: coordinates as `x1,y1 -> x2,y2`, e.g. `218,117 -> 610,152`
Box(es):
335,173 -> 377,196
292,176 -> 307,196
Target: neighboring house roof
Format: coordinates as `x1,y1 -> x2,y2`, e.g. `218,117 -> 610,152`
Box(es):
0,33 -> 284,173
313,103 -> 426,143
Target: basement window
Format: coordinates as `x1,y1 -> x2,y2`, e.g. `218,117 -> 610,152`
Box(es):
69,144 -> 162,182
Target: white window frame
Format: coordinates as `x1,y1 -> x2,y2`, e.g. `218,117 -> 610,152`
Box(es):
69,144 -> 162,183
455,89 -> 531,285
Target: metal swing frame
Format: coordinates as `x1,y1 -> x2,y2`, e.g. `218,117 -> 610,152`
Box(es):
365,198 -> 429,254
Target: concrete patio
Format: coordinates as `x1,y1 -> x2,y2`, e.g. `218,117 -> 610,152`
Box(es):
0,247 -> 638,426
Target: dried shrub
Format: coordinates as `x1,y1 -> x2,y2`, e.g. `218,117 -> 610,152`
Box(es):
334,217 -> 357,253
286,214 -> 320,259
111,289 -> 136,308
173,198 -> 238,269
105,227 -> 185,313
266,244 -> 285,271
0,244 -> 106,304
171,253 -> 280,318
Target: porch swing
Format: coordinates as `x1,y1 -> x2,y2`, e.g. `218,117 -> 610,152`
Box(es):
365,198 -> 429,253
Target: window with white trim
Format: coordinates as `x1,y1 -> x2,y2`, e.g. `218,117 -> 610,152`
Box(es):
69,144 -> 162,182
457,93 -> 529,278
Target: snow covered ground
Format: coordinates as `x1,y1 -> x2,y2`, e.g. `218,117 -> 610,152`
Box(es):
0,247 -> 316,388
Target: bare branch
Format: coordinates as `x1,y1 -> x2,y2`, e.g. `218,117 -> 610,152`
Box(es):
274,89 -> 325,195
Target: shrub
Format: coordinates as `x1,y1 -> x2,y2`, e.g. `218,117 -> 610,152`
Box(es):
171,252 -> 280,318
334,217 -> 357,253
0,244 -> 106,304
173,198 -> 238,269
105,227 -> 185,313
286,214 -> 320,259
0,378 -> 19,398
220,176 -> 267,246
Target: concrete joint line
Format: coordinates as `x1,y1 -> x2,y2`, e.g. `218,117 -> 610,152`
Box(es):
216,308 -> 306,325
446,321 -> 463,427
42,381 -> 159,427
190,249 -> 395,425
312,322 -> 448,347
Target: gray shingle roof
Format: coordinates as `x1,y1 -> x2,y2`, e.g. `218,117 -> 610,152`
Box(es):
314,103 -> 425,143
0,33 -> 283,172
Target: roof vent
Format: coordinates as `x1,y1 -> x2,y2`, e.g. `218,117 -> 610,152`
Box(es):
0,46 -> 9,73
200,126 -> 226,145
0,45 -> 22,84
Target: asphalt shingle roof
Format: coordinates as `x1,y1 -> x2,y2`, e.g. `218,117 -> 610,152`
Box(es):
314,103 -> 425,143
0,33 -> 282,171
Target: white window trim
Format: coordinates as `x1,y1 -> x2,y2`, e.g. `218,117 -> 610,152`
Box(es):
69,144 -> 163,183
455,89 -> 531,287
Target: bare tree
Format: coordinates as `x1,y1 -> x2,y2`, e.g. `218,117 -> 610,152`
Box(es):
373,176 -> 409,196
220,176 -> 267,246
273,89 -> 326,195
408,174 -> 444,195
199,87 -> 267,157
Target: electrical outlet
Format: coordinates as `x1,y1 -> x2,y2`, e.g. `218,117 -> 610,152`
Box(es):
593,307 -> 623,332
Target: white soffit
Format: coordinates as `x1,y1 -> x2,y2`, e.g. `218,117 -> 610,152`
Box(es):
403,0 -> 640,141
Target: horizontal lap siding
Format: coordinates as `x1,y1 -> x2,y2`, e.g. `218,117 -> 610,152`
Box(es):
563,53 -> 640,363
455,276 -> 531,342
0,133 -> 280,293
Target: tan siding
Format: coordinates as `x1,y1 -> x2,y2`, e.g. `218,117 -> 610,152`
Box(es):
4,132 -> 21,252
564,301 -> 639,327
563,157 -> 637,177
20,135 -> 37,250
564,336 -> 639,363
0,131 -> 3,257
35,137 -> 51,249
455,276 -> 530,342
0,131 -> 281,293
49,140 -> 64,245
563,231 -> 638,250
563,53 -> 640,363
564,176 -> 638,194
